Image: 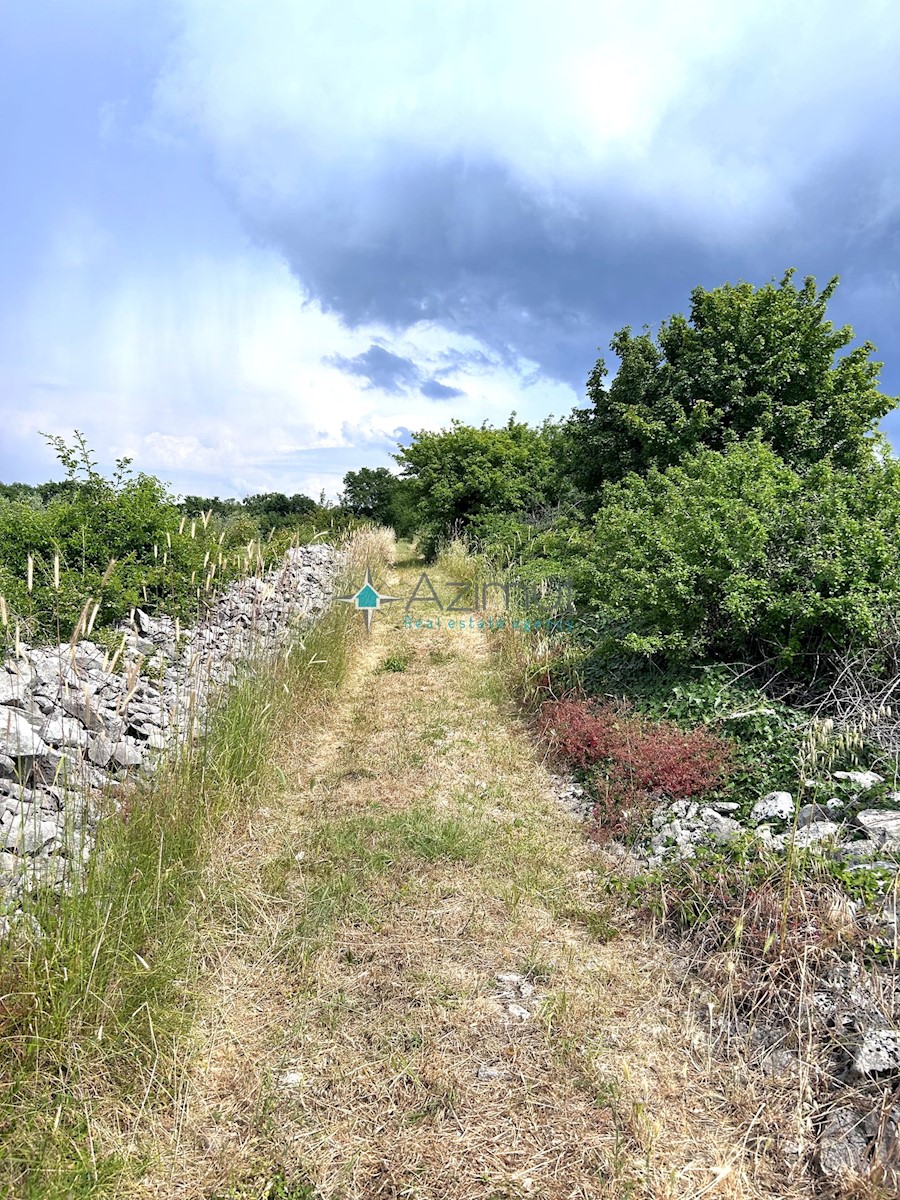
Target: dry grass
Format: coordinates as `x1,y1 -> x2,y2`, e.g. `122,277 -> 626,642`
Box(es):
124,550 -> 827,1199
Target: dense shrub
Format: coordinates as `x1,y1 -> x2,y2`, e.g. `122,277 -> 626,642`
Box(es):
567,441 -> 900,672
0,434 -> 357,642
394,417 -> 568,558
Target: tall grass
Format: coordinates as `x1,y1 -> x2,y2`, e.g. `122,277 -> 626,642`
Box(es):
0,527 -> 393,1199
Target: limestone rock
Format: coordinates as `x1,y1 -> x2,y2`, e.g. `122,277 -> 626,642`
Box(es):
699,807 -> 743,844
834,770 -> 884,789
780,820 -> 841,849
750,791 -> 794,821
0,708 -> 53,763
88,736 -> 114,768
111,740 -> 143,770
59,689 -> 106,732
2,811 -> 59,854
39,714 -> 90,749
819,1107 -> 870,1180
853,1028 -> 900,1075
855,809 -> 900,844
797,803 -> 836,827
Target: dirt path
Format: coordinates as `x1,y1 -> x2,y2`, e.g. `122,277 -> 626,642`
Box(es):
140,554 -> 812,1200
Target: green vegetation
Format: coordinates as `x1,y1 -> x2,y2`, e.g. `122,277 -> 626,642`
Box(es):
569,268 -> 893,492
388,269 -> 900,922
394,269 -> 899,683
394,416 -> 570,558
564,440 -> 900,669
340,466 -> 417,537
376,651 -> 412,673
0,432 -> 362,643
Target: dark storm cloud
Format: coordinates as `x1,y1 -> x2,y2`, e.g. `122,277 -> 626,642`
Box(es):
436,348 -> 495,375
256,147 -> 900,402
327,344 -> 422,393
328,342 -> 467,402
420,378 -> 465,400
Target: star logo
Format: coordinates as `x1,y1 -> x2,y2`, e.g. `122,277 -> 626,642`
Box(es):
337,564 -> 400,632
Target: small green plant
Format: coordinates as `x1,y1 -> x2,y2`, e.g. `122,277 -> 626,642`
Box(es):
376,652 -> 411,673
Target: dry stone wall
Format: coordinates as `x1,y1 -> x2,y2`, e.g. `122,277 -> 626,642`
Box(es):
0,543 -> 336,910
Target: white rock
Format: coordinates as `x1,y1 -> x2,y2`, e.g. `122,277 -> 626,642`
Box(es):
0,674 -> 26,706
855,810 -> 900,843
39,714 -> 89,749
477,1064 -> 512,1081
0,709 -> 52,760
112,740 -> 143,769
784,820 -> 841,848
834,770 -> 884,789
2,812 -> 60,854
699,807 -> 743,844
854,1028 -> 900,1074
750,791 -> 794,821
506,1002 -> 531,1021
88,736 -> 114,768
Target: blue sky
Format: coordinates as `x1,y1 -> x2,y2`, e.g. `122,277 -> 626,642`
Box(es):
2,0 -> 899,500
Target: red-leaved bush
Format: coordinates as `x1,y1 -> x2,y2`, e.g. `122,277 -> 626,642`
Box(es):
536,699 -> 732,838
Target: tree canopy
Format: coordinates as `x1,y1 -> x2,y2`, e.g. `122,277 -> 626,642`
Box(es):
394,417 -> 565,556
569,270 -> 894,495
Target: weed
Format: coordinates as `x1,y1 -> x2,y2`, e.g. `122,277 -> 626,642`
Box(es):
376,652 -> 411,673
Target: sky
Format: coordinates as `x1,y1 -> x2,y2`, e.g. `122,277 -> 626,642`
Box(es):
1,0 -> 899,501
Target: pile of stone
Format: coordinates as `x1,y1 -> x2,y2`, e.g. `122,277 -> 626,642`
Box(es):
0,544 -> 336,909
636,772 -> 900,873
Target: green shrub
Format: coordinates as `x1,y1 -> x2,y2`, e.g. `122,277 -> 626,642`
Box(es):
0,433 -> 327,643
394,416 -> 568,558
572,440 -> 900,672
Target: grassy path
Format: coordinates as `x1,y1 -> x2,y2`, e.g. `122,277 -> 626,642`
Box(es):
140,552 -> 806,1200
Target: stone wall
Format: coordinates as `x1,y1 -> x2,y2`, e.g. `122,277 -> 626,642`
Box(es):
0,543 -> 336,908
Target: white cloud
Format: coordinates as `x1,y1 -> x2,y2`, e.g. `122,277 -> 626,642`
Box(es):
152,0 -> 900,253
5,0 -> 899,493
6,236 -> 567,497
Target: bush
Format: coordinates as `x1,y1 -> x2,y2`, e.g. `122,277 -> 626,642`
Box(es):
572,440 -> 900,673
394,416 -> 568,558
0,433 -> 330,642
537,698 -> 733,838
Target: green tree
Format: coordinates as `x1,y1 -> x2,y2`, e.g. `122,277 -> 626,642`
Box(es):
570,270 -> 894,496
341,467 -> 398,521
241,492 -> 318,534
341,467 -> 417,536
395,417 -> 564,557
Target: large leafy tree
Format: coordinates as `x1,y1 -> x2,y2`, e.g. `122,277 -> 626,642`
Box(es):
570,270 -> 894,495
341,466 -> 417,537
395,416 -> 564,556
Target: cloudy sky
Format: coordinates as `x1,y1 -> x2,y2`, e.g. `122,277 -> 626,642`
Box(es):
2,1 -> 899,500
